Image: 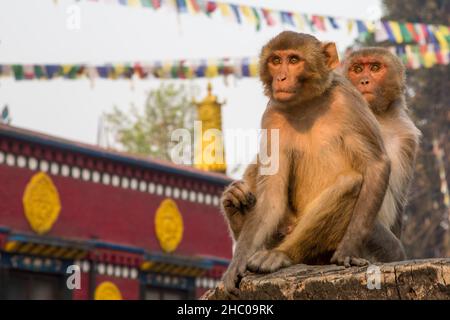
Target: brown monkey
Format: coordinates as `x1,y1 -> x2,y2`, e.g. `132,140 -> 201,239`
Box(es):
343,48 -> 421,240
224,49 -> 420,239
223,48 -> 417,273
221,31 -> 394,295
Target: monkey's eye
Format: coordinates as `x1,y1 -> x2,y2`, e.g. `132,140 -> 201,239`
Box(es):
271,56 -> 282,65
289,55 -> 301,64
352,65 -> 363,73
370,63 -> 381,72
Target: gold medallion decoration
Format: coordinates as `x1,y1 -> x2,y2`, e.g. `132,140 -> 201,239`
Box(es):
94,281 -> 122,300
155,199 -> 184,253
22,172 -> 61,235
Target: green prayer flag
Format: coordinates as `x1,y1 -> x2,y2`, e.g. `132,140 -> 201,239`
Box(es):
399,23 -> 413,43
12,65 -> 24,80
34,65 -> 45,79
67,66 -> 80,79
171,65 -> 178,78
252,8 -> 261,31
141,0 -> 152,8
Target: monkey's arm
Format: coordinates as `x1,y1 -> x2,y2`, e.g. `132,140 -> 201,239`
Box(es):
221,163 -> 258,241
331,136 -> 391,266
222,141 -> 290,293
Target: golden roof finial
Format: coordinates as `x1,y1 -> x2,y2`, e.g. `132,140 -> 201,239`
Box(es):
193,82 -> 227,174
194,82 -> 225,106
207,82 -> 212,96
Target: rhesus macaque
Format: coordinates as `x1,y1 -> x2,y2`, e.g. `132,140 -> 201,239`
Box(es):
223,48 -> 419,284
343,47 -> 421,239
221,31 -> 398,295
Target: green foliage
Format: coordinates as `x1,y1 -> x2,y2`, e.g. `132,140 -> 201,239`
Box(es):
104,83 -> 197,162
382,0 -> 450,25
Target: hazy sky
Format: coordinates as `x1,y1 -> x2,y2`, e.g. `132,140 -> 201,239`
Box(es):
0,0 -> 381,178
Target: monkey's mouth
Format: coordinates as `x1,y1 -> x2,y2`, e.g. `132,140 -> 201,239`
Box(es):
274,89 -> 297,100
276,89 -> 297,93
360,90 -> 375,97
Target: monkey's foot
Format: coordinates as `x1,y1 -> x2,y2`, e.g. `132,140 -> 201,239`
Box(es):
222,180 -> 256,213
331,255 -> 369,268
247,250 -> 293,274
221,258 -> 248,297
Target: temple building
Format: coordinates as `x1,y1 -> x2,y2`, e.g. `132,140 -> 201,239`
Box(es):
0,87 -> 232,300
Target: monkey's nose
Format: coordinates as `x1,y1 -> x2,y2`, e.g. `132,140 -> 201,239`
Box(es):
277,75 -> 287,81
360,79 -> 370,85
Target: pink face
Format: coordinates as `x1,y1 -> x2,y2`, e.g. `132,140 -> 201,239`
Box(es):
346,57 -> 388,104
268,50 -> 305,102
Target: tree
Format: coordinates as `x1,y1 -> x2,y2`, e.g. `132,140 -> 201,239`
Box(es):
354,0 -> 450,258
104,83 -> 197,162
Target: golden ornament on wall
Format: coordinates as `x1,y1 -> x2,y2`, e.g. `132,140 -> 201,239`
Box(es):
22,172 -> 61,235
155,199 -> 184,253
94,281 -> 123,300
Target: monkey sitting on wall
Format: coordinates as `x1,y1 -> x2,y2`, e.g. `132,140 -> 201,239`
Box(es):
223,48 -> 421,281
342,47 -> 421,242
221,31 -> 401,295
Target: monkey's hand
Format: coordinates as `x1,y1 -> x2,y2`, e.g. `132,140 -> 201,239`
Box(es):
247,249 -> 293,274
330,245 -> 369,267
222,180 -> 256,215
221,258 -> 248,297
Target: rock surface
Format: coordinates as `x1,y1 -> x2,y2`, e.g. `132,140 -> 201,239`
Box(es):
201,258 -> 450,300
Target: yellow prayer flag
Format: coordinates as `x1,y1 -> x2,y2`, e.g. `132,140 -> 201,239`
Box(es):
113,64 -> 126,79
292,13 -> 305,30
249,58 -> 259,77
431,26 -> 449,49
438,25 -> 449,37
364,20 -> 376,33
185,65 -> 194,79
388,21 -> 403,43
62,65 -> 72,75
347,20 -> 354,34
240,5 -> 256,25
218,3 -> 232,19
423,45 -> 436,68
127,0 -> 141,7
206,60 -> 218,78
162,61 -> 172,78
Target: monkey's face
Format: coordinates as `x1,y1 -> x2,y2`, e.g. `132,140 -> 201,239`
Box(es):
259,32 -> 339,104
267,50 -> 305,102
346,57 -> 387,105
345,52 -> 404,113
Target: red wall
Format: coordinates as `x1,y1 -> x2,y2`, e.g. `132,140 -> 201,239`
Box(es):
95,275 -> 140,300
72,271 -> 90,300
0,164 -> 232,260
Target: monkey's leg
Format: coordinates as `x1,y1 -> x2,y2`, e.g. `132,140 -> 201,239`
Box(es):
247,171 -> 363,273
363,221 -> 406,262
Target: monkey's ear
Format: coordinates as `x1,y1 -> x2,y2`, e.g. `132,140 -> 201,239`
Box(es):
322,42 -> 340,70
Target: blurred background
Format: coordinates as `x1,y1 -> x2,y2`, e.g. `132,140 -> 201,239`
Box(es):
0,0 -> 448,299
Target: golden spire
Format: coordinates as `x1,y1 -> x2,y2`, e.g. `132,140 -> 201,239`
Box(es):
193,82 -> 226,173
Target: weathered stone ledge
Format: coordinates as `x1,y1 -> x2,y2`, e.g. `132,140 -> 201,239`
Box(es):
201,258 -> 450,300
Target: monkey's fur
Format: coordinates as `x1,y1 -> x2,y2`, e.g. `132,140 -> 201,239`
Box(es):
343,47 -> 421,239
221,32 -> 399,295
